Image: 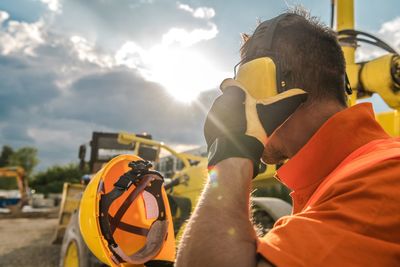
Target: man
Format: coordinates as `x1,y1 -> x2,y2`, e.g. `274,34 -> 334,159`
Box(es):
175,9 -> 400,267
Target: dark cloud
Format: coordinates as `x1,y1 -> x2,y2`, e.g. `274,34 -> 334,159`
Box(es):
47,69 -> 218,144
0,46 -> 218,170
0,124 -> 33,144
0,55 -> 60,119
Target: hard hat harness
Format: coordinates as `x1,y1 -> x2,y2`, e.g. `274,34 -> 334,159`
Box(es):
98,160 -> 169,265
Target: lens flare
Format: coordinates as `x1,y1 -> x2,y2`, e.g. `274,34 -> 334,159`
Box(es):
208,168 -> 219,187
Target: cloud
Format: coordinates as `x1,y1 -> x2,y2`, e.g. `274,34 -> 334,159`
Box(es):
44,69 -> 213,135
1,124 -> 34,144
40,0 -> 62,13
111,2 -> 226,102
0,55 -> 59,118
33,1 -> 225,101
25,118 -> 106,168
0,59 -> 218,169
356,16 -> 400,61
70,35 -> 114,68
0,11 -> 45,56
0,10 -> 9,24
47,0 -> 220,52
162,23 -> 218,47
0,1 -> 225,171
111,2 -> 225,101
0,49 -> 218,169
379,17 -> 400,49
177,3 -> 216,19
114,38 -> 229,102
115,42 -> 146,69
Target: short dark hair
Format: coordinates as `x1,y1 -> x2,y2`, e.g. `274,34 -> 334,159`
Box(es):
240,7 -> 347,106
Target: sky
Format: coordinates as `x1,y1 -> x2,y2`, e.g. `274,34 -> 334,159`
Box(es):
0,0 -> 399,171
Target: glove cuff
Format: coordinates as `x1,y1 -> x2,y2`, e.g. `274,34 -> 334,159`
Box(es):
207,135 -> 264,178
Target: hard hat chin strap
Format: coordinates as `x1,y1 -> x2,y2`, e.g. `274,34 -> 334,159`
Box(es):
98,160 -> 168,265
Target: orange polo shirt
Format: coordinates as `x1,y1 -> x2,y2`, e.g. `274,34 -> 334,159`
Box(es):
257,103 -> 400,266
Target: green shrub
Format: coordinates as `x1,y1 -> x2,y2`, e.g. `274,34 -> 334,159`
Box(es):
30,163 -> 86,195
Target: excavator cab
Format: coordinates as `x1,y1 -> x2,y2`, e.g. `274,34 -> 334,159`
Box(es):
78,132 -> 159,174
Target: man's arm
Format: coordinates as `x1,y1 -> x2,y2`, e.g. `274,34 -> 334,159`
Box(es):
176,78 -> 303,266
175,158 -> 273,267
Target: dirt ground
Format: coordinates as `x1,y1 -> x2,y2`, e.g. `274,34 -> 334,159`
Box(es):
0,218 -> 60,267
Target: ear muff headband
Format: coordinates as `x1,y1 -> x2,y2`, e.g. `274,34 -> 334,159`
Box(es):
241,14 -> 293,93
99,160 -> 168,265
246,13 -> 291,54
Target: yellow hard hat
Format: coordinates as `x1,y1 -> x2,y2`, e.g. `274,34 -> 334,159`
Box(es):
79,154 -> 175,266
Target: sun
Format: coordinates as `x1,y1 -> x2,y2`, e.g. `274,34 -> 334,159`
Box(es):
116,41 -> 231,103
145,46 -> 229,103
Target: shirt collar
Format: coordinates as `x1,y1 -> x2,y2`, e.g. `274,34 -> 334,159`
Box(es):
276,103 -> 390,191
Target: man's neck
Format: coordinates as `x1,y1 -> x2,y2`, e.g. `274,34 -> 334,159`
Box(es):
281,100 -> 346,158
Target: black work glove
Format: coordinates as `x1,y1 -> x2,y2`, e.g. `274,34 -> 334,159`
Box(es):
204,78 -> 307,177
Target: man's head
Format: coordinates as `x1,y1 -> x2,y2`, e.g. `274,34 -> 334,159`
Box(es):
240,8 -> 348,164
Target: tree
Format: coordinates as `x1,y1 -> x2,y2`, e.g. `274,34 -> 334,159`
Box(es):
30,163 -> 86,195
9,147 -> 39,176
0,145 -> 14,167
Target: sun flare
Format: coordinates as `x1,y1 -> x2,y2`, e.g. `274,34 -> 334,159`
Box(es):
146,46 -> 229,102
116,41 -> 230,103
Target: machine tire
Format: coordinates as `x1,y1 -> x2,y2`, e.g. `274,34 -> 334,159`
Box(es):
252,208 -> 276,235
252,197 -> 292,235
59,211 -> 104,267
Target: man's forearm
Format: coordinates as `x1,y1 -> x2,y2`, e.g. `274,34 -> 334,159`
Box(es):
175,158 -> 258,267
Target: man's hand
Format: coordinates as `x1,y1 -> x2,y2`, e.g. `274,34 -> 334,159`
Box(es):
204,78 -> 307,177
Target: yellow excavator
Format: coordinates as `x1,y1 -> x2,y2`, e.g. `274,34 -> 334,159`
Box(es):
58,0 -> 400,266
0,166 -> 29,212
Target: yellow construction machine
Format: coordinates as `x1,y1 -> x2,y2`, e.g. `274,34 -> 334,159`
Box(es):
57,131 -> 288,267
0,166 -> 29,212
335,0 -> 400,122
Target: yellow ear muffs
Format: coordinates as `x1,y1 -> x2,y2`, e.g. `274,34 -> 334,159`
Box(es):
235,57 -> 279,100
222,56 -> 308,137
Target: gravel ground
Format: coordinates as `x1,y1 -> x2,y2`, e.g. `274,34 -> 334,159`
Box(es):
0,218 -> 60,267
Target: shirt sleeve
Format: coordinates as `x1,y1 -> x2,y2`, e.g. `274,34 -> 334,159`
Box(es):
257,160 -> 400,267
